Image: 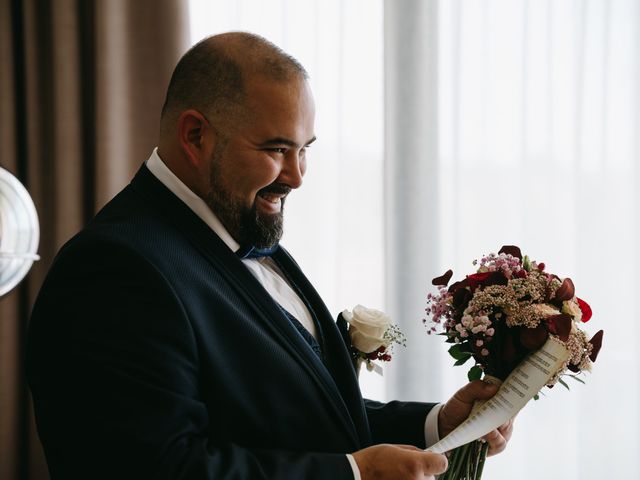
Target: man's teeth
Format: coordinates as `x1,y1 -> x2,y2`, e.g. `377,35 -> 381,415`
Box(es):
261,194 -> 281,204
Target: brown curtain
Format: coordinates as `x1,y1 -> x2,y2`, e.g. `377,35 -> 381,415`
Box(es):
0,1 -> 189,478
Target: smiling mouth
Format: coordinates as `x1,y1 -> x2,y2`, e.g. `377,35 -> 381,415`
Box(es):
256,185 -> 291,213
258,192 -> 285,205
256,189 -> 289,214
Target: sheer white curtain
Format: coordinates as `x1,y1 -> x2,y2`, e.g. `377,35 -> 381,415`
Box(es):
188,0 -> 386,399
387,0 -> 638,478
189,1 -> 636,477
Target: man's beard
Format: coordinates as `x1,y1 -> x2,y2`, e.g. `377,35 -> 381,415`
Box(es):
204,147 -> 288,249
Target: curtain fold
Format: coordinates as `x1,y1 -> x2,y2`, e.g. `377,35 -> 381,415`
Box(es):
384,0 -> 444,402
385,0 -> 639,478
0,1 -> 189,478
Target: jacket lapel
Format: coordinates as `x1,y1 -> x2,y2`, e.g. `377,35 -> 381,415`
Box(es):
130,166 -> 364,447
273,248 -> 373,447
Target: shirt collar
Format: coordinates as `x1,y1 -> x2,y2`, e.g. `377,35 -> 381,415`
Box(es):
145,147 -> 241,253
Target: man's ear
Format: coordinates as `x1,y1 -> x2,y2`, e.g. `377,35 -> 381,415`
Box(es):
177,109 -> 215,167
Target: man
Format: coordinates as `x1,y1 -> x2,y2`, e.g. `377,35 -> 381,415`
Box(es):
27,32 -> 512,479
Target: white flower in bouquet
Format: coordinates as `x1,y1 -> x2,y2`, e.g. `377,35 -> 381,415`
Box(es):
562,298 -> 583,322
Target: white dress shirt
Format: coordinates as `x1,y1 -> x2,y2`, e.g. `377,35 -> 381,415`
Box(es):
145,148 -> 441,479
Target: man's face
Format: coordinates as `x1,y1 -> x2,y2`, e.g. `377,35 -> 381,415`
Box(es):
204,77 -> 316,248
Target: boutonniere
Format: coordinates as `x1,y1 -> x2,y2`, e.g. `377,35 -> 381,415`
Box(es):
341,305 -> 406,375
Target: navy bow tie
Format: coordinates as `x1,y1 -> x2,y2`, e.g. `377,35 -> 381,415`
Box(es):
236,244 -> 280,260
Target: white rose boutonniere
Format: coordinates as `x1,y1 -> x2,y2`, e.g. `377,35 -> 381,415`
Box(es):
341,305 -> 406,374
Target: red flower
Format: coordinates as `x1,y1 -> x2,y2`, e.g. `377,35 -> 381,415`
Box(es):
467,272 -> 492,287
577,298 -> 592,322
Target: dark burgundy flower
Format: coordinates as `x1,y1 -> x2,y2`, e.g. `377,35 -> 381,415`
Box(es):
501,332 -> 517,364
520,325 -> 549,350
448,278 -> 469,293
432,269 -> 453,286
452,288 -> 473,310
498,245 -> 522,260
589,330 -> 603,362
577,298 -> 592,322
483,271 -> 509,287
555,278 -> 575,302
545,314 -> 572,342
537,262 -> 546,271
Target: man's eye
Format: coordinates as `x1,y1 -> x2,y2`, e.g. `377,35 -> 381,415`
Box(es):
267,148 -> 287,154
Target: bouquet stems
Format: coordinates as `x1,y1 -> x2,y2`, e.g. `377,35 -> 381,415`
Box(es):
439,376 -> 501,479
476,442 -> 489,478
439,440 -> 488,480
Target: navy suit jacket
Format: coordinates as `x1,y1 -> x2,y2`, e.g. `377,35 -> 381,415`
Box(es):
27,166 -> 435,479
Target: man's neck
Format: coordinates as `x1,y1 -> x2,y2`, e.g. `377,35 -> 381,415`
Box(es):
145,147 -> 241,252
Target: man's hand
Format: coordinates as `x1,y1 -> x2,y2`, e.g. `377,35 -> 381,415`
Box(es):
352,444 -> 448,480
438,380 -> 514,456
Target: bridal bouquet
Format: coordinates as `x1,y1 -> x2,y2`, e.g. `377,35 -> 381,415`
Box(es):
425,246 -> 603,480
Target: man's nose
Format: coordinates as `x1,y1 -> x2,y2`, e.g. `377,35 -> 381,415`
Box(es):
278,151 -> 304,189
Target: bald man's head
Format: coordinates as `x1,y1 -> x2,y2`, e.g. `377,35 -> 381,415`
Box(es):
160,32 -> 308,137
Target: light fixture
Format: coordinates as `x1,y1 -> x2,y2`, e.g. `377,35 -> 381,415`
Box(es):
0,166 -> 40,298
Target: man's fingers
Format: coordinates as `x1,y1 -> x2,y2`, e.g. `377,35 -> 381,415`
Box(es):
483,429 -> 507,456
397,447 -> 448,475
498,417 -> 514,441
420,451 -> 449,475
394,444 -> 424,452
353,444 -> 449,479
449,380 -> 499,408
483,417 -> 514,457
460,380 -> 500,403
439,380 -> 501,438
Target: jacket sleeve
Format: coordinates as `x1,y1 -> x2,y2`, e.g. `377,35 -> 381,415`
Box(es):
27,237 -> 354,480
336,312 -> 438,449
365,399 -> 437,448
